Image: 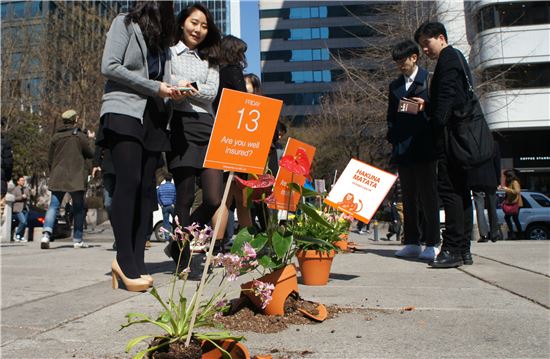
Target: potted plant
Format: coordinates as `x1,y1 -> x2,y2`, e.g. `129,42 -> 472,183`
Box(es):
120,222 -> 273,359
287,198 -> 352,286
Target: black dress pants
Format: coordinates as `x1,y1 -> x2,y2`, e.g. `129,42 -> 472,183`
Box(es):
398,161 -> 440,247
438,156 -> 473,254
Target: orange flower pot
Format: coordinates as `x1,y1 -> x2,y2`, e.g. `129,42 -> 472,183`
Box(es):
296,249 -> 335,286
333,240 -> 348,251
241,264 -> 299,315
201,339 -> 250,359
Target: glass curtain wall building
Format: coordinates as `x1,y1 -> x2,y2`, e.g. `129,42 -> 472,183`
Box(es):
259,1 -> 386,123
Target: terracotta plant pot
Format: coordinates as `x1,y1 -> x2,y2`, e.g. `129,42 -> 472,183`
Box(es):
296,249 -> 335,286
333,240 -> 348,251
241,264 -> 299,315
201,339 -> 250,359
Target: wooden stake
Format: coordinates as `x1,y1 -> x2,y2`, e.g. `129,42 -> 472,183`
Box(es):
185,171 -> 234,346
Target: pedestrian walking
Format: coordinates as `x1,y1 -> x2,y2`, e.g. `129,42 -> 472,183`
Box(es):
41,110 -> 94,249
98,1 -> 178,292
12,175 -> 30,242
499,169 -> 523,240
468,144 -> 501,243
157,174 -> 176,241
413,22 -> 475,267
165,3 -> 222,269
92,145 -> 116,249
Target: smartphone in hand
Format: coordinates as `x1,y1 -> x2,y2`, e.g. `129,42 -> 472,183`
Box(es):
176,82 -> 198,91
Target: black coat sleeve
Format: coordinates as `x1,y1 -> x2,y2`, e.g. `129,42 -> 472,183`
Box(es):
386,82 -> 397,144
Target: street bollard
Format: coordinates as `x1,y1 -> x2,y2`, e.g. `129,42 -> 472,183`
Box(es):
373,220 -> 379,241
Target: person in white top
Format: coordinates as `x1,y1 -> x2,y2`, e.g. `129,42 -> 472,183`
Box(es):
165,3 -> 222,270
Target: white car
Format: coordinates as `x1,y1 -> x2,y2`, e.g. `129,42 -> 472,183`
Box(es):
496,191 -> 550,240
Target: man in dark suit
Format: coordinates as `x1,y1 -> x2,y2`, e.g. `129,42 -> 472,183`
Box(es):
386,40 -> 440,261
413,22 -> 474,268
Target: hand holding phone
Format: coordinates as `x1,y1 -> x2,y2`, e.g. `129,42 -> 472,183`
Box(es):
175,82 -> 198,92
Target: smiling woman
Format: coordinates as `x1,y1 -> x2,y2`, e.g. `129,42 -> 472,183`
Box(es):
164,3 -> 223,271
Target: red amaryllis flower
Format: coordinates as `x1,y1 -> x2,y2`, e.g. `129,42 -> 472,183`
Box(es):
279,148 -> 310,176
234,174 -> 275,189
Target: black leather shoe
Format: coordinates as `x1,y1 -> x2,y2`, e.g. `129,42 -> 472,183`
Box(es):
477,236 -> 489,243
430,250 -> 463,268
462,252 -> 473,265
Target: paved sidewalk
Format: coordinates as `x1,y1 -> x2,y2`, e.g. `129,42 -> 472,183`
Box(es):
1,223 -> 549,358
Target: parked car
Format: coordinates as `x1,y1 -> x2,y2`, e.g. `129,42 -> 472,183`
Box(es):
496,191 -> 550,240
11,205 -> 72,241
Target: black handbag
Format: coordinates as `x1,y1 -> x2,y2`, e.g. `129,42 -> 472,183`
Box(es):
446,50 -> 495,169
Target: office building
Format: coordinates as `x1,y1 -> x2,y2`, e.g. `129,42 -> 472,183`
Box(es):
259,1 -> 390,123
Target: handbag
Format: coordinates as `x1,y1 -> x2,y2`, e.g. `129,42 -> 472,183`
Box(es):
502,201 -> 519,215
445,50 -> 495,169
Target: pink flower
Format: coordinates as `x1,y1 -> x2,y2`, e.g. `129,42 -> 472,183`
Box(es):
252,280 -> 275,309
243,242 -> 256,260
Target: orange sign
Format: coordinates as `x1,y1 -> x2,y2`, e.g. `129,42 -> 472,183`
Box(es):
268,138 -> 316,211
203,89 -> 283,174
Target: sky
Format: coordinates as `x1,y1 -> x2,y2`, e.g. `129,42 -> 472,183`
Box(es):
239,0 -> 261,76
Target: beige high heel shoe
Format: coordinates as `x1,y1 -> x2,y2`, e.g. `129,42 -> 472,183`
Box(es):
111,259 -> 150,292
141,274 -> 154,287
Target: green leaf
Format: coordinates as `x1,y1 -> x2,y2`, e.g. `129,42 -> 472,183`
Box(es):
231,227 -> 255,254
300,186 -> 319,198
287,182 -> 302,194
125,335 -> 155,353
258,255 -> 277,269
298,203 -> 334,230
272,231 -> 292,259
249,232 -> 268,251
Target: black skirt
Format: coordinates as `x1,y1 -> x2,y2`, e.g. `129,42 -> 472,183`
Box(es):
96,98 -> 170,153
167,111 -> 214,169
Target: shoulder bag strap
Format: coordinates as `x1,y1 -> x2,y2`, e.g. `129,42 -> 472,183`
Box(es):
454,49 -> 474,94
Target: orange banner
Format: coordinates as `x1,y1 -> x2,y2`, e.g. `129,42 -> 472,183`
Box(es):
268,138 -> 316,211
203,89 -> 283,174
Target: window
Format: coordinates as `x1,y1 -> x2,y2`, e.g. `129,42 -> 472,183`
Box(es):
1,3 -> 8,19
532,194 -> 550,207
482,63 -> 550,90
12,1 -> 26,18
29,1 -> 43,17
10,53 -> 22,71
521,195 -> 531,208
474,2 -> 550,33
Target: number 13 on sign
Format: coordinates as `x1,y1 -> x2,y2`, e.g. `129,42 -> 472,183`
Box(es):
203,88 -> 283,174
236,108 -> 260,132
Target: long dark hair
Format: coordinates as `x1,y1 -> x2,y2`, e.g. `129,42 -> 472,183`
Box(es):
219,35 -> 247,68
176,3 -> 221,65
504,169 -> 520,186
125,1 -> 176,55
244,73 -> 262,95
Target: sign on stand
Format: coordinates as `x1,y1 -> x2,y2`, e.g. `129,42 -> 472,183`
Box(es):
324,159 -> 397,223
268,138 -> 316,211
203,88 -> 283,174
187,89 -> 282,346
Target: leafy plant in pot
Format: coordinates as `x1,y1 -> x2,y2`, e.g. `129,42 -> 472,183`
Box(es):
231,148 -> 337,310
287,194 -> 354,285
120,222 -> 273,359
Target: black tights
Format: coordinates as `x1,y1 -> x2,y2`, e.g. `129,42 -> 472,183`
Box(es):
110,138 -> 158,279
505,210 -> 522,238
168,167 -> 223,268
172,167 -> 223,227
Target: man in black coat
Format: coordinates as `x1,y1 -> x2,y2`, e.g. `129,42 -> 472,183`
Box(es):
413,22 -> 474,268
386,40 -> 440,261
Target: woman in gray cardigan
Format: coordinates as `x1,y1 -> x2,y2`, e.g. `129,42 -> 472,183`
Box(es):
98,1 -> 177,292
